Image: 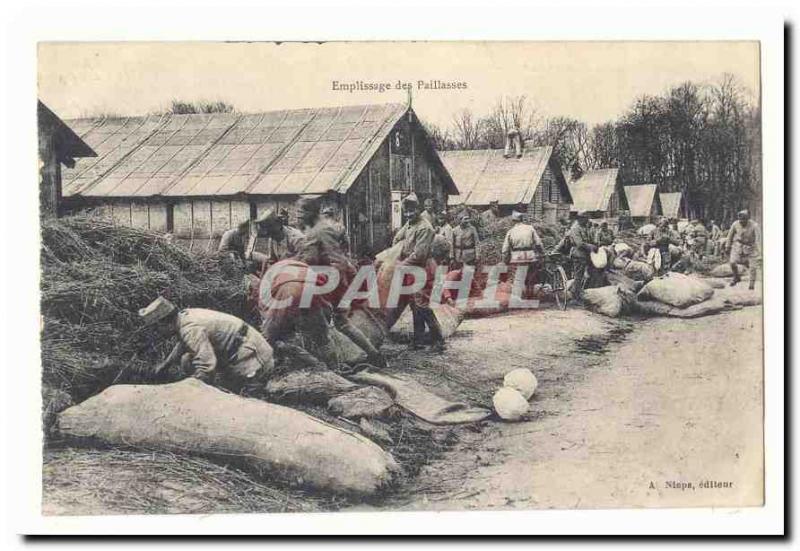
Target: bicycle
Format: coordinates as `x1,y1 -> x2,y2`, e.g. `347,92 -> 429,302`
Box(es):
526,252 -> 570,311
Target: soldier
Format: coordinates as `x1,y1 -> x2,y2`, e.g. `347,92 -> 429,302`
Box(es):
726,209 -> 761,289
594,220 -> 615,247
256,210 -> 304,264
502,210 -> 545,298
393,193 -> 444,352
480,200 -> 501,227
688,219 -> 708,261
218,220 -> 268,271
320,205 -> 348,249
649,217 -> 682,275
452,213 -> 481,268
436,211 -> 455,266
295,196 -> 386,366
143,297 -> 274,396
420,198 -> 437,229
708,219 -> 722,256
567,212 -> 598,298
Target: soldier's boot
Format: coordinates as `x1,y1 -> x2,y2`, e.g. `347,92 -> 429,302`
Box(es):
729,263 -> 740,287
748,264 -> 757,291
409,305 -> 426,351
424,308 -> 446,353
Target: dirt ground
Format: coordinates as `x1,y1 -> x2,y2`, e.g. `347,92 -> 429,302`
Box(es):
42,297 -> 764,514
379,304 -> 764,511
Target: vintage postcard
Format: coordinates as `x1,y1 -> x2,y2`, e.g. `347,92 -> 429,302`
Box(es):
35,40 -> 767,522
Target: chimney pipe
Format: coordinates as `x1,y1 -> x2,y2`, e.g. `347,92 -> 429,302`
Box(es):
504,127 -> 522,158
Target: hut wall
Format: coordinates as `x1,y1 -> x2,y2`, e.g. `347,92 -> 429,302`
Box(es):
529,162 -> 571,224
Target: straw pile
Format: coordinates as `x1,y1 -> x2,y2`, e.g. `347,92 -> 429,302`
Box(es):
40,215 -> 249,406
477,217 -> 561,266
43,447 -> 340,515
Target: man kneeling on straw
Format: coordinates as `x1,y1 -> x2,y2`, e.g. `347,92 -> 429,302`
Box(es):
141,297 -> 275,396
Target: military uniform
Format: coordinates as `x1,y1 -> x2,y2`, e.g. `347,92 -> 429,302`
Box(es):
688,222 -> 708,258
594,226 -> 615,247
452,224 -> 480,266
567,220 -> 596,296
727,219 -> 760,287
502,221 -> 544,295
650,225 -> 681,274
267,226 -> 305,263
176,308 -> 274,393
393,214 -> 443,348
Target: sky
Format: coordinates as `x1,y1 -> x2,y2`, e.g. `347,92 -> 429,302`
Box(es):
38,41 -> 760,128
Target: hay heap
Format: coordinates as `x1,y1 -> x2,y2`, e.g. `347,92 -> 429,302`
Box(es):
477,217 -> 561,266
40,216 -> 249,408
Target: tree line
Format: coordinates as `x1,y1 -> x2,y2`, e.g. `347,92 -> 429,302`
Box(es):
425,74 -> 761,224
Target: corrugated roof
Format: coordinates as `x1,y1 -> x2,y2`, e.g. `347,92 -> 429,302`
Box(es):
624,184 -> 661,218
568,168 -> 621,213
62,103 -> 447,198
660,192 -> 683,218
438,147 -> 561,206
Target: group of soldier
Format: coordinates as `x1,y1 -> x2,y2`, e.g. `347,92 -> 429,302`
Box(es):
136,192 -> 761,398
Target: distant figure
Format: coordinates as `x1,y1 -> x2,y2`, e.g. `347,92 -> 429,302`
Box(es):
420,198 -> 436,228
502,211 -> 545,297
257,210 -> 304,264
649,217 -> 682,275
320,205 -> 347,249
726,209 -> 760,289
708,219 -> 722,256
594,221 -> 615,247
452,214 -> 481,267
218,220 -> 268,272
480,200 -> 501,227
688,219 -> 708,260
567,212 -> 598,298
143,297 -> 274,395
436,212 -> 455,265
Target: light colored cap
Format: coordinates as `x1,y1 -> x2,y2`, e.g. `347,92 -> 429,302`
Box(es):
511,211 -> 524,221
138,296 -> 177,326
423,198 -> 433,208
403,192 -> 419,205
321,206 -> 335,216
738,209 -> 749,217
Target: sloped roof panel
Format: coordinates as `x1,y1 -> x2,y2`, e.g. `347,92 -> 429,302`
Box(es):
624,184 -> 659,218
438,147 -> 553,206
660,192 -> 683,218
568,168 -> 620,212
63,103 -> 458,198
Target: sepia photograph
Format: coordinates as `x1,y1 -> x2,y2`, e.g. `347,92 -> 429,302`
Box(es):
29,37 -> 776,528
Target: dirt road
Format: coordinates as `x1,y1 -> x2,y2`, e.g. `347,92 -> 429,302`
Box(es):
383,305 -> 763,510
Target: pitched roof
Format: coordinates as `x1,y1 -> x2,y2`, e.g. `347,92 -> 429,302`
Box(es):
660,192 -> 683,218
62,103 -> 455,198
438,146 -> 567,206
568,168 -> 622,213
624,184 -> 661,218
38,101 -> 96,162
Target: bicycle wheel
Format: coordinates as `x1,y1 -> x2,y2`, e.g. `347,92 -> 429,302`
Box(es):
551,265 -> 569,310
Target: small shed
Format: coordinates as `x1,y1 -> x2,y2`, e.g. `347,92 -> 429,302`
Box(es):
437,146 -> 573,224
624,184 -> 662,223
37,101 -> 96,218
59,103 -> 457,255
568,168 -> 629,219
660,191 -> 685,220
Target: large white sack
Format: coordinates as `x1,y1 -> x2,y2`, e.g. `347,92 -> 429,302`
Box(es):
613,242 -> 632,256
493,387 -> 529,421
624,260 -> 655,281
583,285 -> 625,318
637,224 -> 656,236
637,272 -> 714,308
57,379 -> 399,496
503,368 -> 538,400
390,302 -> 462,342
709,263 -> 749,278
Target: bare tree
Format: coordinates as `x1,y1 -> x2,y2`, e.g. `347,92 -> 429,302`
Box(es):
451,108 -> 483,149
481,95 -> 538,148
